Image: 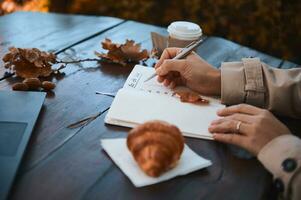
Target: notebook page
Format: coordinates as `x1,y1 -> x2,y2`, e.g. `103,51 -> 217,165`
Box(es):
123,65 -> 174,96
106,88 -> 225,139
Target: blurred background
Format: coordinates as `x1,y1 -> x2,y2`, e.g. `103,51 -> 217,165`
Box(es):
0,0 -> 300,64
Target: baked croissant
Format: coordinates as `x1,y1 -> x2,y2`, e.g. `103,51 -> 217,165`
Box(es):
127,120 -> 184,177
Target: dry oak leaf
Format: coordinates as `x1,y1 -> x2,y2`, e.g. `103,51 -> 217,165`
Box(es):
3,47 -> 56,78
95,38 -> 149,66
174,91 -> 209,104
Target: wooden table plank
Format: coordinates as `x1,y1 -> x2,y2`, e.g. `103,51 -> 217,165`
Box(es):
0,11 -> 124,77
4,19 -> 272,200
223,46 -> 283,68
11,111 -> 271,200
6,20 -> 167,200
0,11 -> 124,176
2,20 -> 166,175
196,37 -> 241,68
2,12 -> 298,200
172,36 -> 283,68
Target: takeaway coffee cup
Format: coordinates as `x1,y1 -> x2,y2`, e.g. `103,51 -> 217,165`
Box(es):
167,21 -> 202,48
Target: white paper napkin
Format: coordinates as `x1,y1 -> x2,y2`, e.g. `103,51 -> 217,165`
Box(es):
101,138 -> 212,187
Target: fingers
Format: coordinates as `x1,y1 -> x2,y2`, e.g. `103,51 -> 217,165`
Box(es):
155,48 -> 181,69
211,113 -> 254,125
157,76 -> 164,83
209,120 -> 250,135
155,59 -> 187,88
163,79 -> 171,87
163,79 -> 180,88
169,81 -> 176,89
157,71 -> 183,88
217,104 -> 262,117
155,48 -> 187,88
156,59 -> 187,76
213,133 -> 247,149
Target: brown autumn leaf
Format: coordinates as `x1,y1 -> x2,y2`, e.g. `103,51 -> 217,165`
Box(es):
150,48 -> 160,59
3,47 -> 56,78
95,38 -> 149,66
174,91 -> 209,104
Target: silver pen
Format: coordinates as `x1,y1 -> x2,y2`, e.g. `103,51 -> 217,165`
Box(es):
144,37 -> 205,82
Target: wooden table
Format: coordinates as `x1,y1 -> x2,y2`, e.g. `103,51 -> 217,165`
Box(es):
0,12 -> 300,200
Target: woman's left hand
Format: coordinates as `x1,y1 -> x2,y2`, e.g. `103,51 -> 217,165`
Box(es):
209,104 -> 291,155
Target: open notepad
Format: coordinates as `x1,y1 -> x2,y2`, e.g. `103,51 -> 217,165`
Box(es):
105,65 -> 225,140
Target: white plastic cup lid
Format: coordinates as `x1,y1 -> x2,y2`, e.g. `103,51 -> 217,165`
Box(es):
167,21 -> 202,41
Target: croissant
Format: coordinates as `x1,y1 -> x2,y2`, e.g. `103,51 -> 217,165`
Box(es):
127,120 -> 184,177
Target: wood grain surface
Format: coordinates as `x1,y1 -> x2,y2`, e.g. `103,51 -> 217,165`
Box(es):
0,12 -> 299,200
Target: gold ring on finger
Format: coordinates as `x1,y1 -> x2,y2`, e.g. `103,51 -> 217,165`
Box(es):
236,121 -> 242,133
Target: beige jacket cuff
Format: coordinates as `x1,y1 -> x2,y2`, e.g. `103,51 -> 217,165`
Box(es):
258,135 -> 301,196
221,58 -> 265,107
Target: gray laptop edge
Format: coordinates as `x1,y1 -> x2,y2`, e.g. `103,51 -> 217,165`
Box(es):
0,91 -> 46,200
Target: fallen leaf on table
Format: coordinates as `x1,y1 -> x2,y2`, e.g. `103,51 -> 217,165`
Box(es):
3,47 -> 56,78
95,38 -> 149,66
174,91 -> 209,104
150,48 -> 159,59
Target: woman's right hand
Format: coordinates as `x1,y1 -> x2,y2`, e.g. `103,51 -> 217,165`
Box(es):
155,48 -> 221,95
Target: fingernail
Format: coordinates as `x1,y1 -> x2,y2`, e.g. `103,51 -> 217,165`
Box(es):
211,120 -> 218,125
217,109 -> 223,115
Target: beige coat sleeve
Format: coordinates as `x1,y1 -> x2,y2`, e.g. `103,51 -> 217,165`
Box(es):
221,58 -> 301,118
258,135 -> 301,200
220,58 -> 301,199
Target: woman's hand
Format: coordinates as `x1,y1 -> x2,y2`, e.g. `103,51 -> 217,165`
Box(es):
155,48 -> 221,95
208,104 -> 291,155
